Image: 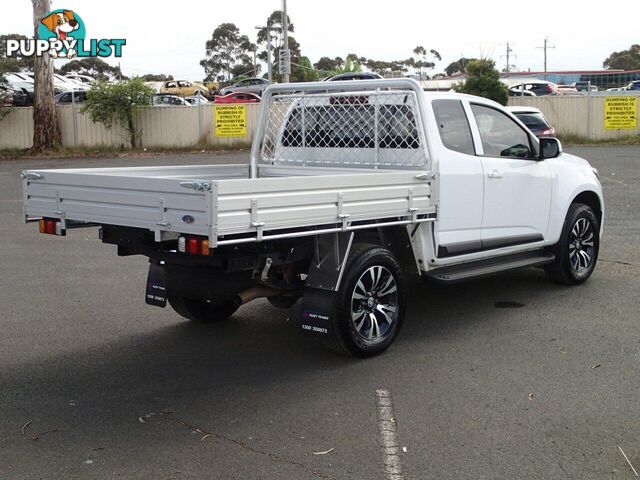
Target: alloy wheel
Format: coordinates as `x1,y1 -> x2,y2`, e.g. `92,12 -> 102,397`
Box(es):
350,266 -> 398,341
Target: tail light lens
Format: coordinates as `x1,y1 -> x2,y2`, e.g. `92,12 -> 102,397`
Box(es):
186,237 -> 199,255
178,236 -> 210,256
38,218 -> 65,236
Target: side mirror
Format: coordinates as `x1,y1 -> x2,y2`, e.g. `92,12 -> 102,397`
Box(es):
539,137 -> 562,159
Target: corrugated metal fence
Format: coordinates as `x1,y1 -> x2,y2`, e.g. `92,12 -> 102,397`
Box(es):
508,92 -> 640,139
2,93 -> 639,149
0,103 -> 261,149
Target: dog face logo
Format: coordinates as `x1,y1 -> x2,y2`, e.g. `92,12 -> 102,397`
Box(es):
40,10 -> 80,58
41,10 -> 79,41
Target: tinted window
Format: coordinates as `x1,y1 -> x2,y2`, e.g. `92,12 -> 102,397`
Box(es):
471,104 -> 533,158
514,113 -> 549,130
432,99 -> 475,155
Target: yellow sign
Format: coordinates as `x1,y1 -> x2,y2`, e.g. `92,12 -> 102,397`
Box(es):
604,97 -> 638,130
214,105 -> 247,137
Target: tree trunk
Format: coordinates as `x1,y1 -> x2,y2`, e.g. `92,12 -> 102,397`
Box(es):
32,0 -> 61,150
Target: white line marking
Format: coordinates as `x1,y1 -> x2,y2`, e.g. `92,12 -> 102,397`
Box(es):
376,389 -> 404,480
619,446 -> 639,477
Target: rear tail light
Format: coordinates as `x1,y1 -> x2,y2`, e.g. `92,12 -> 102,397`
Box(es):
178,236 -> 210,256
546,84 -> 554,94
38,218 -> 65,236
186,237 -> 199,255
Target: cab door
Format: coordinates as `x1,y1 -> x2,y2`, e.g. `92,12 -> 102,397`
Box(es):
469,103 -> 552,248
431,99 -> 485,257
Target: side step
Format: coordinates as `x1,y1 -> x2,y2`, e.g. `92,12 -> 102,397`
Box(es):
425,251 -> 555,284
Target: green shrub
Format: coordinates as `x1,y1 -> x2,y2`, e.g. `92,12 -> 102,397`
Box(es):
82,78 -> 154,148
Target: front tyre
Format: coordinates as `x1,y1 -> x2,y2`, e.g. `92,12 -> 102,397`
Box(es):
324,244 -> 406,357
545,203 -> 600,285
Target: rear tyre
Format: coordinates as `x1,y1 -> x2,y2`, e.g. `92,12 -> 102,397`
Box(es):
545,203 -> 600,285
323,244 -> 406,358
168,296 -> 239,323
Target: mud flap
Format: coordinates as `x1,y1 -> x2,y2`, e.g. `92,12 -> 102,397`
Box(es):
300,287 -> 335,336
145,262 -> 167,307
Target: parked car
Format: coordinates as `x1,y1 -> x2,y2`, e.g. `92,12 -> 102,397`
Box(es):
219,77 -> 271,96
507,106 -> 556,137
64,74 -> 95,85
508,87 -> 535,97
0,83 -> 15,107
3,74 -> 34,106
152,94 -> 191,107
574,82 -> 598,92
16,72 -> 87,92
55,90 -> 88,104
195,81 -> 220,96
323,72 -> 383,82
625,80 -> 640,91
159,80 -> 208,98
184,95 -> 210,105
557,85 -> 579,95
22,79 -> 603,358
509,81 -> 558,96
214,92 -> 261,103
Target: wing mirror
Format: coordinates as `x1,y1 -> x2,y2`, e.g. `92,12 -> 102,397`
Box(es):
539,137 -> 562,159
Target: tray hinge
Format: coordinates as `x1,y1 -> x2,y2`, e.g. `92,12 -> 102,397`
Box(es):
20,171 -> 43,181
408,187 -> 418,222
337,192 -> 350,231
180,181 -> 213,192
251,199 -> 265,241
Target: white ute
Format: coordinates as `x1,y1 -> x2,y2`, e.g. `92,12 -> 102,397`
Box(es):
22,79 -> 604,357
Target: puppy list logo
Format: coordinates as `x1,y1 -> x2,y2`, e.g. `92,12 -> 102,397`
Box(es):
6,9 -> 125,59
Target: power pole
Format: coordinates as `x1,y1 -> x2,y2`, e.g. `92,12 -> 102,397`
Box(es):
255,25 -> 277,83
504,42 -> 514,74
536,37 -> 555,79
281,0 -> 290,83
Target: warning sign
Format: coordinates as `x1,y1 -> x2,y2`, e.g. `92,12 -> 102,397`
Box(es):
604,97 -> 638,130
214,105 -> 247,137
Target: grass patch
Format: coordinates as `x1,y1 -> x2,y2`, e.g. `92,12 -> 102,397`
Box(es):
0,142 -> 251,161
558,133 -> 640,146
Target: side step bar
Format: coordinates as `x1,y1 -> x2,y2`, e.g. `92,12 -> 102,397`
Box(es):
425,251 -> 555,284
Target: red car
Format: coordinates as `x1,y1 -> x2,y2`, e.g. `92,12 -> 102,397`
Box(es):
214,92 -> 261,104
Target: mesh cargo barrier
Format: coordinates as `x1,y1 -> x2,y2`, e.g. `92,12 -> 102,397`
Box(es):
260,89 -> 428,169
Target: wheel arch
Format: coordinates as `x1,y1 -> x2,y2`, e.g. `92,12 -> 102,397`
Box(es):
548,185 -> 604,245
571,190 -> 603,226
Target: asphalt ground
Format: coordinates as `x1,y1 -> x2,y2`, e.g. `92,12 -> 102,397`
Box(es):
0,146 -> 638,479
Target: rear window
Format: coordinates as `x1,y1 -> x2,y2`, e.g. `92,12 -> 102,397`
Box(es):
432,99 -> 475,155
514,113 -> 549,130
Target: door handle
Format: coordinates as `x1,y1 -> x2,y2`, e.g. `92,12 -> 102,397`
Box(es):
487,169 -> 503,179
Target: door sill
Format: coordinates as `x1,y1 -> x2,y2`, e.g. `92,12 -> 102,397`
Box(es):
424,250 -> 555,284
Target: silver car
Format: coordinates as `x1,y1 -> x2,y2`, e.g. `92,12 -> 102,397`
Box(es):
219,77 -> 271,96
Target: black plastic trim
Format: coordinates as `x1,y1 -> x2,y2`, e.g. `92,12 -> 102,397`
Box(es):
438,233 -> 543,258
